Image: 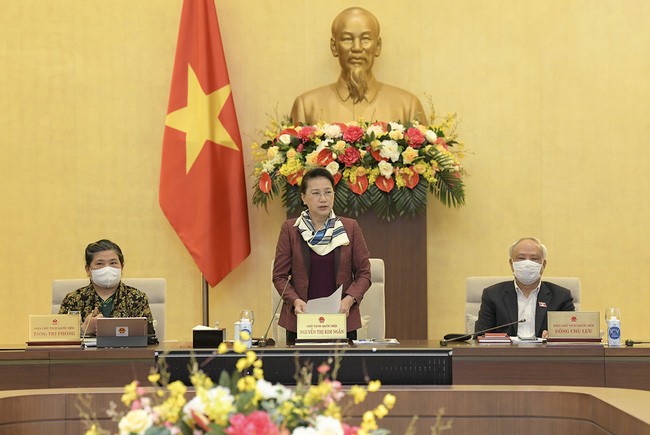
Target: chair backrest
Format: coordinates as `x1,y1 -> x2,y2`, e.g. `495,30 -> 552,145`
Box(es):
52,278 -> 167,342
270,258 -> 386,342
465,276 -> 581,333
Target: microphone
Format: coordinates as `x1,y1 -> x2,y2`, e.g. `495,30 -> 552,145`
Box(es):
625,339 -> 650,346
258,276 -> 291,347
439,319 -> 526,346
80,307 -> 99,349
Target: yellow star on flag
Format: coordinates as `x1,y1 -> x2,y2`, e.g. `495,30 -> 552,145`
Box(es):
165,64 -> 238,173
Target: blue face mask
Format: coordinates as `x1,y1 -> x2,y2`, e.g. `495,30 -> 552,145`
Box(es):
512,260 -> 542,285
90,266 -> 121,288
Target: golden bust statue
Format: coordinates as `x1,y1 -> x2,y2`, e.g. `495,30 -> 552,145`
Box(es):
291,7 -> 426,125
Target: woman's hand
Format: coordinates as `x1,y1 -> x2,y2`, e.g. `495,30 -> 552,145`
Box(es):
81,307 -> 103,335
339,295 -> 355,317
293,299 -> 307,315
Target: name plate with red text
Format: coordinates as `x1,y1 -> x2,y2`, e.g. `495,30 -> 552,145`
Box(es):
297,313 -> 347,340
547,311 -> 601,342
28,314 -> 80,343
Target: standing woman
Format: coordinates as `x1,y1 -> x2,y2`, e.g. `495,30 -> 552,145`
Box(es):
273,168 -> 371,342
58,239 -> 158,343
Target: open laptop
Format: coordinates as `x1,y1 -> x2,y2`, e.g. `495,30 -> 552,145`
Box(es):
96,317 -> 148,348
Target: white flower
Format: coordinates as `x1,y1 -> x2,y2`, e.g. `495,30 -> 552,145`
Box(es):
118,409 -> 153,435
379,139 -> 400,162
262,161 -> 276,172
256,379 -> 292,403
316,139 -> 332,152
325,161 -> 340,176
378,160 -> 394,178
365,124 -> 385,138
314,415 -> 344,434
425,130 -> 437,144
292,427 -> 319,435
388,122 -> 405,133
323,124 -> 343,139
182,386 -> 234,417
279,134 -> 292,145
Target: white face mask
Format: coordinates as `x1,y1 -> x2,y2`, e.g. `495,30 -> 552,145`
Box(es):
512,260 -> 543,285
90,266 -> 121,288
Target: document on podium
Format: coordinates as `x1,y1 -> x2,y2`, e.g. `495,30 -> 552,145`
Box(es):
306,286 -> 342,314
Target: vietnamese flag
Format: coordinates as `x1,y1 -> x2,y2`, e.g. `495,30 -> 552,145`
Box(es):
159,0 -> 250,287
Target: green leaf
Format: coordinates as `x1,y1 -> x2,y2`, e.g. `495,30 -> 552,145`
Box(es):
282,184 -> 303,214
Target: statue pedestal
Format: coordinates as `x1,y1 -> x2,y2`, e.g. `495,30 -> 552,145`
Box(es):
356,211 -> 427,340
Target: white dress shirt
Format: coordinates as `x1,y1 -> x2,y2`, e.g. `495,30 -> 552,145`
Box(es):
515,281 -> 541,337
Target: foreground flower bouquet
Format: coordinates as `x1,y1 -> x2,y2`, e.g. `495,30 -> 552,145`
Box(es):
252,111 -> 466,221
85,336 -> 395,434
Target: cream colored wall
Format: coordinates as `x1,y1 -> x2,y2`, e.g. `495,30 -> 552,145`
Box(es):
2,0 -> 649,345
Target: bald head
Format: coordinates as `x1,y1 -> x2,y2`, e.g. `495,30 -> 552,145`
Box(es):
331,7 -> 380,37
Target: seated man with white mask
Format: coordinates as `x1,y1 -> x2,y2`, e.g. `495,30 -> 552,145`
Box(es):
474,237 -> 575,339
58,239 -> 157,343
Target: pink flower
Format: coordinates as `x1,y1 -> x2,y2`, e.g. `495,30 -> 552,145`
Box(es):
343,423 -> 361,434
343,125 -> 364,143
405,127 -> 425,149
226,411 -> 279,435
298,126 -> 316,142
317,363 -> 330,374
338,147 -> 361,167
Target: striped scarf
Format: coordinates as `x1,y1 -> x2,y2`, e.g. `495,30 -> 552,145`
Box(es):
295,210 -> 350,255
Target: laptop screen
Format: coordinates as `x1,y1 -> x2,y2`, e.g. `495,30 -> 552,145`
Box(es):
96,317 -> 147,337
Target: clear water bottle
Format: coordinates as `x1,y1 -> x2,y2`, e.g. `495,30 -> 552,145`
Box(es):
239,318 -> 252,348
605,307 -> 621,347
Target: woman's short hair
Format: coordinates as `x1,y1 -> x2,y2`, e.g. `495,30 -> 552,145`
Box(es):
85,239 -> 124,266
300,168 -> 335,194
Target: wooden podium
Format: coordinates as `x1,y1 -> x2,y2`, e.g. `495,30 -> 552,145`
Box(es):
355,211 -> 427,339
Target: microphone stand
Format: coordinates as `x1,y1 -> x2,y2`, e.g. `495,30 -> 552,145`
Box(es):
258,276 -> 291,347
439,319 -> 526,346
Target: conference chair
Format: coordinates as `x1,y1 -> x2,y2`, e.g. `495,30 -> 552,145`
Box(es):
465,276 -> 581,334
271,258 -> 386,343
52,278 -> 167,342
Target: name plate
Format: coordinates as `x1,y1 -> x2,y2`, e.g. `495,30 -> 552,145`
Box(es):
297,313 -> 346,340
547,311 -> 600,340
28,314 -> 80,342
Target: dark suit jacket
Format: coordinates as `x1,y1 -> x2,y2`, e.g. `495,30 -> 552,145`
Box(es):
474,281 -> 575,337
272,217 -> 371,332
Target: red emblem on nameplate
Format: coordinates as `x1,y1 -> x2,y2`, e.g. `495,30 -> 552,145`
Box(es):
571,316 -> 577,322
118,327 -> 127,334
538,302 -> 547,308
52,319 -> 59,325
319,316 -> 325,323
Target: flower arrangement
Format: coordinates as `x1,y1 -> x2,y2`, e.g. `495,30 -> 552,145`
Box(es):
251,110 -> 466,221
84,336 -> 395,435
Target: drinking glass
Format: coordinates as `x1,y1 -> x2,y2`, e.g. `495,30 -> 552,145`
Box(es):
605,307 -> 621,321
240,309 -> 255,325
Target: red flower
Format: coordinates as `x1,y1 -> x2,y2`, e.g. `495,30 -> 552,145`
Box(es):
333,172 -> 342,185
348,174 -> 369,195
338,147 -> 361,167
317,149 -> 335,166
226,411 -> 279,435
286,170 -> 303,186
435,137 -> 449,150
343,125 -> 364,143
405,127 -> 426,149
259,172 -> 272,193
376,176 -> 395,193
403,168 -> 420,189
369,147 -> 387,162
279,128 -> 299,138
298,126 -> 316,142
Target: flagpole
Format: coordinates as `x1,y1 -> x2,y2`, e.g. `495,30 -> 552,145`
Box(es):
202,276 -> 209,326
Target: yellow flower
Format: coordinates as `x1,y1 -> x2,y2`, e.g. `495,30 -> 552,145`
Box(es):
349,385 -> 368,404
236,357 -> 249,372
167,380 -> 187,397
246,350 -> 257,364
388,130 -> 403,140
233,340 -> 247,354
368,380 -> 381,392
118,409 -> 152,434
286,148 -> 297,159
383,393 -> 396,409
324,401 -> 342,420
121,380 -> 139,406
147,373 -> 160,384
401,146 -> 419,165
217,342 -> 228,354
237,375 -> 257,392
84,425 -> 99,435
362,410 -> 378,432
374,404 -> 388,419
333,140 -> 347,152
253,367 -> 264,380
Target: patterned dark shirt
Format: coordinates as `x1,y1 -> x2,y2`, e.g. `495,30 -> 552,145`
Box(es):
58,281 -> 157,342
